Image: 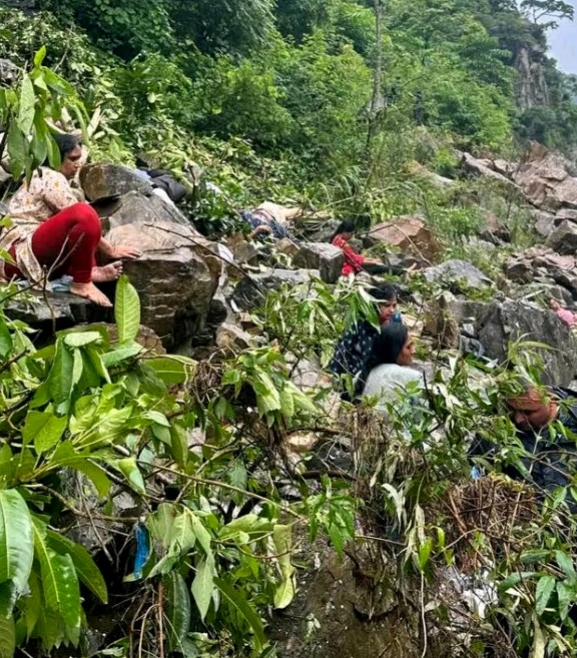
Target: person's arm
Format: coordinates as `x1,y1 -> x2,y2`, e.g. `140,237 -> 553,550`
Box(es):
248,224 -> 272,240
98,237 -> 142,260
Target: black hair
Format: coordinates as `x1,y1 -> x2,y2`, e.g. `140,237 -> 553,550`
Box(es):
53,133 -> 81,159
330,220 -> 356,243
368,323 -> 409,368
368,284 -> 397,303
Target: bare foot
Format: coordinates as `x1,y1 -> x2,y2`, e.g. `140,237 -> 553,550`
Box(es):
91,261 -> 123,283
70,282 -> 113,307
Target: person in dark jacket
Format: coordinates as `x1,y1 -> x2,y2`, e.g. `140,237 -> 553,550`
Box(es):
471,385 -> 577,510
329,284 -> 400,393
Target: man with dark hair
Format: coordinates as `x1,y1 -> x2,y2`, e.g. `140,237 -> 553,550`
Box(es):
472,384 -> 577,508
329,284 -> 400,393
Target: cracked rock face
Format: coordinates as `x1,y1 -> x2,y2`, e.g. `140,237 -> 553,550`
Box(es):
107,221 -> 220,350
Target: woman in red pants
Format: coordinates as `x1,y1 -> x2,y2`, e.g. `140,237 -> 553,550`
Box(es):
2,133 -> 141,306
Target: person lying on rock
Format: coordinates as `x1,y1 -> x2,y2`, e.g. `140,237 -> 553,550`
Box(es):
330,220 -> 397,277
361,323 -> 425,412
471,384 -> 577,510
550,298 -> 577,327
241,202 -> 301,241
1,133 -> 141,307
330,284 -> 400,393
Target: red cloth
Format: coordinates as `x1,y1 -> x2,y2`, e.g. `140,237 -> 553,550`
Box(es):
5,202 -> 101,284
332,235 -> 365,276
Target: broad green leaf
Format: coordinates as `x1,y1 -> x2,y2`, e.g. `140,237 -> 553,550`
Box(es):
557,581 -> 572,621
170,425 -> 188,468
535,575 -> 555,616
33,519 -> 81,630
555,550 -> 577,585
115,275 -> 140,344
165,572 -> 191,652
188,511 -> 212,556
23,411 -> 67,453
101,345 -> 142,368
71,460 -> 111,498
273,524 -> 295,609
17,75 -> 36,136
45,132 -> 61,170
144,356 -> 198,385
63,331 -> 103,348
24,569 -> 42,638
191,555 -> 215,621
0,615 -> 15,658
215,578 -> 266,650
0,317 -> 13,359
499,571 -> 535,593
47,341 -> 74,408
279,386 -> 295,421
46,530 -> 108,604
116,458 -> 145,495
0,489 -> 34,595
6,123 -> 27,179
33,46 -> 47,67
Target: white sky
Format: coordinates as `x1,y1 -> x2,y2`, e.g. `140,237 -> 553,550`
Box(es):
547,0 -> 577,73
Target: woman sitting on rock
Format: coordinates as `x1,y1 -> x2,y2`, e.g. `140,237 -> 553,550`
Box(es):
2,133 -> 141,307
330,220 -> 394,277
362,323 -> 424,412
330,284 -> 400,390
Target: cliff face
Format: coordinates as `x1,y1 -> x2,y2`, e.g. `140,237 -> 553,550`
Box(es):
515,42 -> 550,108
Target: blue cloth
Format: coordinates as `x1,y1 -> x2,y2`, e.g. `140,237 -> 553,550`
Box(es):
133,523 -> 150,579
240,210 -> 291,240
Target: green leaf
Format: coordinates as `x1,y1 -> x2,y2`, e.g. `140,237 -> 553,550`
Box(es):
557,581 -> 572,621
47,341 -> 74,408
0,615 -> 15,658
0,317 -> 13,359
273,524 -> 295,609
191,555 -> 215,621
46,530 -> 108,604
23,411 -> 67,453
215,578 -> 266,650
144,356 -> 197,385
33,519 -> 81,630
0,490 -> 34,595
115,275 -> 141,344
101,345 -> 142,368
33,46 -> 47,68
17,75 -> 36,136
535,575 -> 555,616
63,331 -> 103,348
6,123 -> 28,179
555,550 -> 577,585
116,458 -> 145,495
165,572 -> 191,653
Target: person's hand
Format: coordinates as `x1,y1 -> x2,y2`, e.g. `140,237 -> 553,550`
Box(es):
110,245 -> 142,260
249,225 -> 272,240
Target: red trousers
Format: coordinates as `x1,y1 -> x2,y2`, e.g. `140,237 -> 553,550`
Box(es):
5,202 -> 101,284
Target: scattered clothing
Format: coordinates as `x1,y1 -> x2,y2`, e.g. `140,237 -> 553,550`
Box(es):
147,169 -> 188,204
241,209 -> 292,240
362,363 -> 425,412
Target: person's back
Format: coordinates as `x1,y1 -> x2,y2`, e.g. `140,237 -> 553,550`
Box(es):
363,362 -> 424,411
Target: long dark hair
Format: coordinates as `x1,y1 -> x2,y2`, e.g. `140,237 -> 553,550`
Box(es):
367,323 -> 408,369
53,132 -> 81,160
330,220 -> 356,243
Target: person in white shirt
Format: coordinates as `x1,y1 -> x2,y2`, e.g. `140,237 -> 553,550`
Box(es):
362,323 -> 424,413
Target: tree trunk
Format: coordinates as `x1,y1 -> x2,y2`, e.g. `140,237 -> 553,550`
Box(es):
367,0 -> 385,148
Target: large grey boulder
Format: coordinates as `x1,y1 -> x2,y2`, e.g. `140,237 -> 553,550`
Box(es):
106,221 -> 220,349
293,242 -> 344,283
5,291 -> 102,329
80,164 -> 153,202
477,300 -> 577,386
546,220 -> 577,255
95,190 -> 192,230
232,268 -> 319,311
423,259 -> 493,292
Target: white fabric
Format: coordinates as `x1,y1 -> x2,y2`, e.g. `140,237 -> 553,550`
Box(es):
362,363 -> 424,412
